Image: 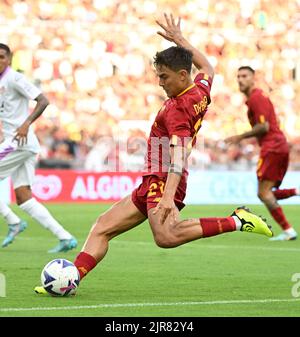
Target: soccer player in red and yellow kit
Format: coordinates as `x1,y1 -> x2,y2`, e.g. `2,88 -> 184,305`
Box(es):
225,66 -> 298,241
35,14 -> 272,292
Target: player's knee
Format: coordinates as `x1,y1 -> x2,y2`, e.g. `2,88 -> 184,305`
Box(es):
257,190 -> 268,202
15,192 -> 31,205
15,195 -> 22,206
90,215 -> 117,240
258,191 -> 276,207
154,235 -> 173,248
153,231 -> 178,248
91,215 -> 109,235
16,196 -> 28,205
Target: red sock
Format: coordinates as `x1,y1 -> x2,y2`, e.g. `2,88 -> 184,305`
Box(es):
270,207 -> 291,230
273,188 -> 297,200
200,217 -> 236,238
74,252 -> 97,280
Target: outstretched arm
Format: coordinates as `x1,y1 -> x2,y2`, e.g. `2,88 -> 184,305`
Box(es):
225,122 -> 269,145
13,93 -> 49,146
156,13 -> 214,78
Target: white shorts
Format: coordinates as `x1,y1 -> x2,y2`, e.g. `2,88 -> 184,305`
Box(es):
0,149 -> 37,189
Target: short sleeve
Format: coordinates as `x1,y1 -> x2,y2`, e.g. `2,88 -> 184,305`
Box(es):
194,73 -> 213,95
166,105 -> 192,147
248,93 -> 271,124
11,72 -> 41,100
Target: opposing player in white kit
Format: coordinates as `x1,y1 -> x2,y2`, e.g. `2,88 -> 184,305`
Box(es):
0,43 -> 77,252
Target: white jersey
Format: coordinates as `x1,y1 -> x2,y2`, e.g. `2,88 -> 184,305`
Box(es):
0,66 -> 41,153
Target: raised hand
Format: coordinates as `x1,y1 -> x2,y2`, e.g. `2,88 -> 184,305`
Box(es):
156,13 -> 183,43
153,196 -> 178,226
13,121 -> 30,146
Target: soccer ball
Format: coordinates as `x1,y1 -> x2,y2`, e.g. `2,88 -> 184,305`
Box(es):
41,259 -> 80,296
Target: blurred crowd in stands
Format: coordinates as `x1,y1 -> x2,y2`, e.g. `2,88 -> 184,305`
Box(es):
1,0 -> 300,171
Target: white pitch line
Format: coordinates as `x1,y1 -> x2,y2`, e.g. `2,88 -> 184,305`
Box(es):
112,240 -> 300,253
1,298 -> 300,313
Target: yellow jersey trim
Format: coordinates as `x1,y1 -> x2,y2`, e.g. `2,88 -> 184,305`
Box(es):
259,115 -> 265,123
177,83 -> 196,97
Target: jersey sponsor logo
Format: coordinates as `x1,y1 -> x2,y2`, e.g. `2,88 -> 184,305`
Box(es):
200,79 -> 209,87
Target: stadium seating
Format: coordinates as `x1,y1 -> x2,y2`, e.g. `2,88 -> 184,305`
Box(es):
0,0 -> 299,170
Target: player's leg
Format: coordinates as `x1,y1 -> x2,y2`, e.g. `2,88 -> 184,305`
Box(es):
271,152 -> 298,199
273,188 -> 298,200
0,150 -> 28,247
256,152 -> 297,241
74,194 -> 146,280
12,153 -> 77,252
35,194 -> 146,294
258,179 -> 297,241
148,206 -> 272,248
146,176 -> 272,249
0,199 -> 28,247
0,200 -> 21,225
15,186 -> 78,252
148,206 -> 201,247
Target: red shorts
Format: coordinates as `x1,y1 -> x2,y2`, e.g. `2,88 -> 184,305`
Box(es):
257,152 -> 289,187
131,175 -> 186,217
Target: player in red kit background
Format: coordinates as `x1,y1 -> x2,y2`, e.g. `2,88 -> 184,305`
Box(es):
225,66 -> 298,241
35,14 -> 273,293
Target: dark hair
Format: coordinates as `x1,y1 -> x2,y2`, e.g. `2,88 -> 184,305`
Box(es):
238,66 -> 255,74
154,46 -> 192,73
0,43 -> 11,56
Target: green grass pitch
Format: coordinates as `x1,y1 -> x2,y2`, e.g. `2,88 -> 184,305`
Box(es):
0,203 -> 299,317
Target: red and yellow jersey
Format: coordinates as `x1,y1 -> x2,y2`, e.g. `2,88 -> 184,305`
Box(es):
246,88 -> 289,155
144,73 -> 213,180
